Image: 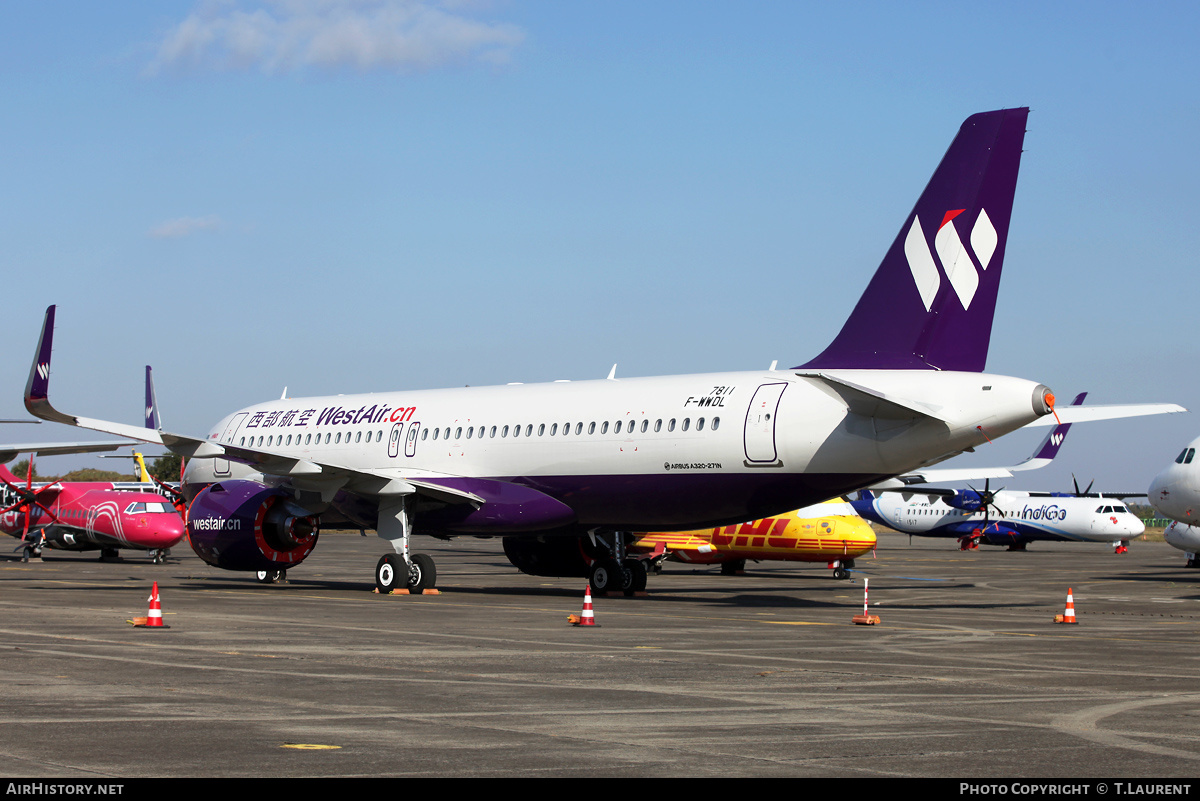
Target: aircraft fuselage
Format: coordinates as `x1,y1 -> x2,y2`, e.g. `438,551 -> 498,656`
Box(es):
187,369 -> 1052,533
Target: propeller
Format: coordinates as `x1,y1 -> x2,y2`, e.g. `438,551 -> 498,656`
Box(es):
0,456 -> 61,542
1072,474 -> 1095,497
966,478 -> 1006,526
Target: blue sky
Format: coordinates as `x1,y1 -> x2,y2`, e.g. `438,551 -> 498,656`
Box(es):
1,1 -> 1197,493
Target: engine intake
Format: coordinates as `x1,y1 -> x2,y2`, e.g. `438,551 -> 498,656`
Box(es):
187,480 -> 319,571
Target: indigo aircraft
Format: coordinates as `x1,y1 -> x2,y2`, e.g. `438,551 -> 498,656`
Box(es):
25,108 -> 1169,592
854,489 -> 1145,552
854,393 -> 1160,551
1149,437 -> 1200,566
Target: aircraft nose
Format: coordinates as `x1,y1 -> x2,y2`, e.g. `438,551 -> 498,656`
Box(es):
149,514 -> 187,548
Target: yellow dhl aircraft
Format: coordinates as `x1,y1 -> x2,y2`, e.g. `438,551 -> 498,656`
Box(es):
630,499 -> 876,580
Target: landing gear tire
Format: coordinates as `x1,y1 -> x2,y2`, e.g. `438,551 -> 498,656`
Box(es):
152,550 -> 166,565
407,553 -> 437,593
376,553 -> 405,593
256,568 -> 286,584
622,559 -> 647,596
590,559 -> 623,594
833,567 -> 850,580
21,545 -> 35,563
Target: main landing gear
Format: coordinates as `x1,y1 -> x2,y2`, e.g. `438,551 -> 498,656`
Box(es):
585,533 -> 647,596
830,558 -> 854,580
375,552 -> 436,594
256,568 -> 287,584
20,544 -> 42,563
374,496 -> 439,594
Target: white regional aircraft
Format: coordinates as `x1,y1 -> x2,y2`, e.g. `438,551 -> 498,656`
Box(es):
854,489 -> 1146,551
22,108 -> 1173,594
1149,437 -> 1200,566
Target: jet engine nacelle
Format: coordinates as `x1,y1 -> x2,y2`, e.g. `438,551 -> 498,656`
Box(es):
187,479 -> 320,572
502,535 -> 596,578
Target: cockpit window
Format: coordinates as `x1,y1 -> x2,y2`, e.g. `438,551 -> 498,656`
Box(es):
125,501 -> 173,514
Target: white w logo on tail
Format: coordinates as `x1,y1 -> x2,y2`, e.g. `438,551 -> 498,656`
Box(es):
905,208 -> 998,312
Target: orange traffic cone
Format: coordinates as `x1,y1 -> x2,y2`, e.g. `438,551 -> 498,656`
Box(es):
1054,587 -> 1078,624
129,581 -> 168,628
146,581 -> 164,627
569,583 -> 599,627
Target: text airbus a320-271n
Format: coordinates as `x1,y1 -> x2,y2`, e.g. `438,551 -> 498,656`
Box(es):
26,108 -> 1159,595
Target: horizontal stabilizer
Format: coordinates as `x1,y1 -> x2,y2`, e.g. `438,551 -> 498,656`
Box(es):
1024,402 -> 1186,426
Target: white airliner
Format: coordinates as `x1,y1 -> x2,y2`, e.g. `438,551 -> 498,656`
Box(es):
1149,437 -> 1200,566
20,108 -> 1180,593
855,489 -> 1145,551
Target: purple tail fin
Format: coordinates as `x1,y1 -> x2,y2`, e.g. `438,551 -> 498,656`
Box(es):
800,108 -> 1029,372
25,306 -> 55,408
145,366 -> 159,430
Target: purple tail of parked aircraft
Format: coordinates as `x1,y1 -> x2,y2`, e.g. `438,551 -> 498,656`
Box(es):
801,107 -> 1028,372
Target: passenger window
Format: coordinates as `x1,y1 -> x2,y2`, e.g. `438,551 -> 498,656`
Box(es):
654,420 -> 662,432
641,419 -> 648,433
455,427 -> 462,439
502,425 -> 509,437
526,424 -> 533,437
550,423 -> 557,436
669,419 -> 676,432
466,427 -> 473,439
682,418 -> 690,432
588,422 -> 596,434
538,424 -> 545,436
575,423 -> 583,435
712,417 -> 720,430
601,422 -> 609,434
697,418 -> 705,431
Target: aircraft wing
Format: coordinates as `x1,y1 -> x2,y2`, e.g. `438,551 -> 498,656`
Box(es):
0,440 -> 133,464
24,306 -> 488,510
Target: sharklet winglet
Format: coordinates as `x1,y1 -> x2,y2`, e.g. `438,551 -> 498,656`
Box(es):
25,306 -> 166,446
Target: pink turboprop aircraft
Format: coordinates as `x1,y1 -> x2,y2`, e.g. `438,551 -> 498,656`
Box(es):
0,459 -> 186,564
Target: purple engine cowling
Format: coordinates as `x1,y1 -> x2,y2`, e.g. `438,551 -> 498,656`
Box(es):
187,480 -> 319,571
